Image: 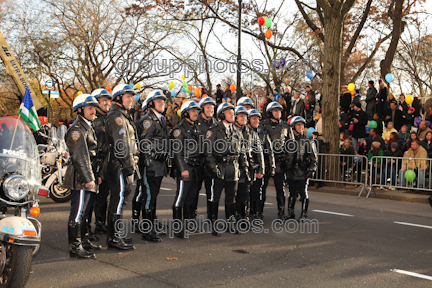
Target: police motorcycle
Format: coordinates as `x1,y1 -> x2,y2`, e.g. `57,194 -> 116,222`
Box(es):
38,125 -> 71,203
0,117 -> 48,288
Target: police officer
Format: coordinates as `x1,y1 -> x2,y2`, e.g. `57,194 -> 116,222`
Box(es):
233,106 -> 264,221
194,97 -> 218,218
136,90 -> 169,242
247,109 -> 275,220
103,84 -> 140,250
204,103 -> 246,236
90,88 -> 112,235
64,94 -> 101,259
285,116 -> 317,221
259,102 -> 290,220
171,100 -> 202,238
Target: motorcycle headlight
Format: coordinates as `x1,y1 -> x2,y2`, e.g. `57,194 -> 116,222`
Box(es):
3,175 -> 29,201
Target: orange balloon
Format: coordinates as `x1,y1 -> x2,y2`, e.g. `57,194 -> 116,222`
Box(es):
351,90 -> 355,96
106,85 -> 111,92
230,84 -> 236,92
265,30 -> 272,40
188,85 -> 193,91
194,89 -> 201,97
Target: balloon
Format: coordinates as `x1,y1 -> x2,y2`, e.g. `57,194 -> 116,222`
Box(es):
258,17 -> 265,26
263,16 -> 267,20
385,73 -> 393,83
406,95 -> 413,104
348,83 -> 355,92
169,81 -> 174,88
188,85 -> 193,91
306,70 -> 314,80
414,118 -> 422,128
265,18 -> 272,28
190,92 -> 193,96
260,102 -> 264,108
273,61 -> 280,69
265,30 -> 272,40
168,83 -> 172,90
194,89 -> 201,97
77,91 -> 82,95
134,94 -> 140,101
404,170 -> 416,183
181,87 -> 186,93
177,110 -> 181,117
129,83 -> 134,88
182,82 -> 187,88
136,83 -> 141,90
230,84 -> 236,92
428,121 -> 432,128
365,126 -> 371,134
186,88 -> 190,93
351,90 -> 356,96
280,58 -> 286,66
307,127 -> 315,137
182,75 -> 186,80
106,85 -> 111,92
349,124 -> 354,131
171,90 -> 177,97
369,120 -> 377,129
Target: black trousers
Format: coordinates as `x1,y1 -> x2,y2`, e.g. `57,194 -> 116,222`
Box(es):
250,178 -> 265,201
236,182 -> 250,202
69,190 -> 95,222
287,178 -> 309,199
197,176 -> 213,200
140,168 -> 163,211
107,171 -> 133,214
209,177 -> 237,204
133,177 -> 147,208
262,173 -> 286,200
174,179 -> 199,207
93,180 -> 109,223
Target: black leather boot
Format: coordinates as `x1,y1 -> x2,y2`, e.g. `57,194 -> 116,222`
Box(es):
286,197 -> 296,220
257,199 -> 264,220
249,200 -> 259,220
94,199 -> 108,234
68,221 -> 96,259
193,191 -> 199,219
131,200 -> 142,234
207,201 -> 221,237
152,208 -> 167,236
225,203 -> 239,234
141,209 -> 162,242
298,198 -> 309,222
85,219 -> 99,242
81,220 -> 102,252
276,196 -> 286,221
107,214 -> 135,250
173,206 -> 184,239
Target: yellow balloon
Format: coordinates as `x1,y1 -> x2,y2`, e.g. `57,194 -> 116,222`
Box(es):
263,16 -> 267,20
169,81 -> 174,88
181,75 -> 186,81
177,109 -> 181,117
347,83 -> 355,92
77,91 -> 83,95
406,95 -> 413,104
136,83 -> 141,90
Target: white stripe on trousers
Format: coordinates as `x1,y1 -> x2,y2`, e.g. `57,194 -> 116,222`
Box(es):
305,178 -> 309,199
144,167 -> 151,210
116,172 -> 125,214
175,180 -> 184,207
210,178 -> 215,202
259,178 -> 264,200
75,190 -> 85,222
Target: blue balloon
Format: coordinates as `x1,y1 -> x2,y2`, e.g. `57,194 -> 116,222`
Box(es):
181,87 -> 186,93
129,83 -> 134,88
134,94 -> 140,101
190,92 -> 193,96
306,70 -> 314,80
365,126 -> 371,134
307,127 -> 315,137
385,73 -> 393,83
171,90 -> 177,97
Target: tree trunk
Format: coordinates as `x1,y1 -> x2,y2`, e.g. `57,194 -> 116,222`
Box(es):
322,15 -> 344,155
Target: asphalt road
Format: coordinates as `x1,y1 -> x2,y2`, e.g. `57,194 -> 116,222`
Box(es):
29,178 -> 432,287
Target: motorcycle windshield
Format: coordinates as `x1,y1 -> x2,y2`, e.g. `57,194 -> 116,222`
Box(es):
0,117 -> 42,188
57,125 -> 68,152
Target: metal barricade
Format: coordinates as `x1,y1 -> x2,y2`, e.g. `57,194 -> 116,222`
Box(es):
313,153 -> 369,198
368,156 -> 432,198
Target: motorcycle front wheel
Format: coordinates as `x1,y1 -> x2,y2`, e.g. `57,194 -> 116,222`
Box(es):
50,179 -> 71,203
0,243 -> 33,288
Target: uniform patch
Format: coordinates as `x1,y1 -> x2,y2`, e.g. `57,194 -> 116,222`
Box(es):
119,128 -> 126,135
143,120 -> 152,130
114,117 -> 123,126
173,129 -> 181,138
206,131 -> 213,139
71,131 -> 81,141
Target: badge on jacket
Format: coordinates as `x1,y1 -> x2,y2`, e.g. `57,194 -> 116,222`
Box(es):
173,129 -> 181,138
143,120 -> 152,130
206,131 -> 212,139
115,117 -> 123,126
71,131 -> 81,141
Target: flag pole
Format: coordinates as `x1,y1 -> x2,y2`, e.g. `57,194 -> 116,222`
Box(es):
9,113 -> 21,150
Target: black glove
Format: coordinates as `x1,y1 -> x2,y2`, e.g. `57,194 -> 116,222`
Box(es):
122,166 -> 135,177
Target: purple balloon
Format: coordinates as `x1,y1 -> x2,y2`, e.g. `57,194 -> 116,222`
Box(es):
414,118 -> 422,128
273,60 -> 280,69
280,58 -> 286,66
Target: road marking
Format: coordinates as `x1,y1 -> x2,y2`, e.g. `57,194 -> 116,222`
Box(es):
160,188 -> 172,191
312,210 -> 354,217
199,193 -> 206,196
394,221 -> 432,230
391,269 -> 432,281
264,202 -> 273,205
